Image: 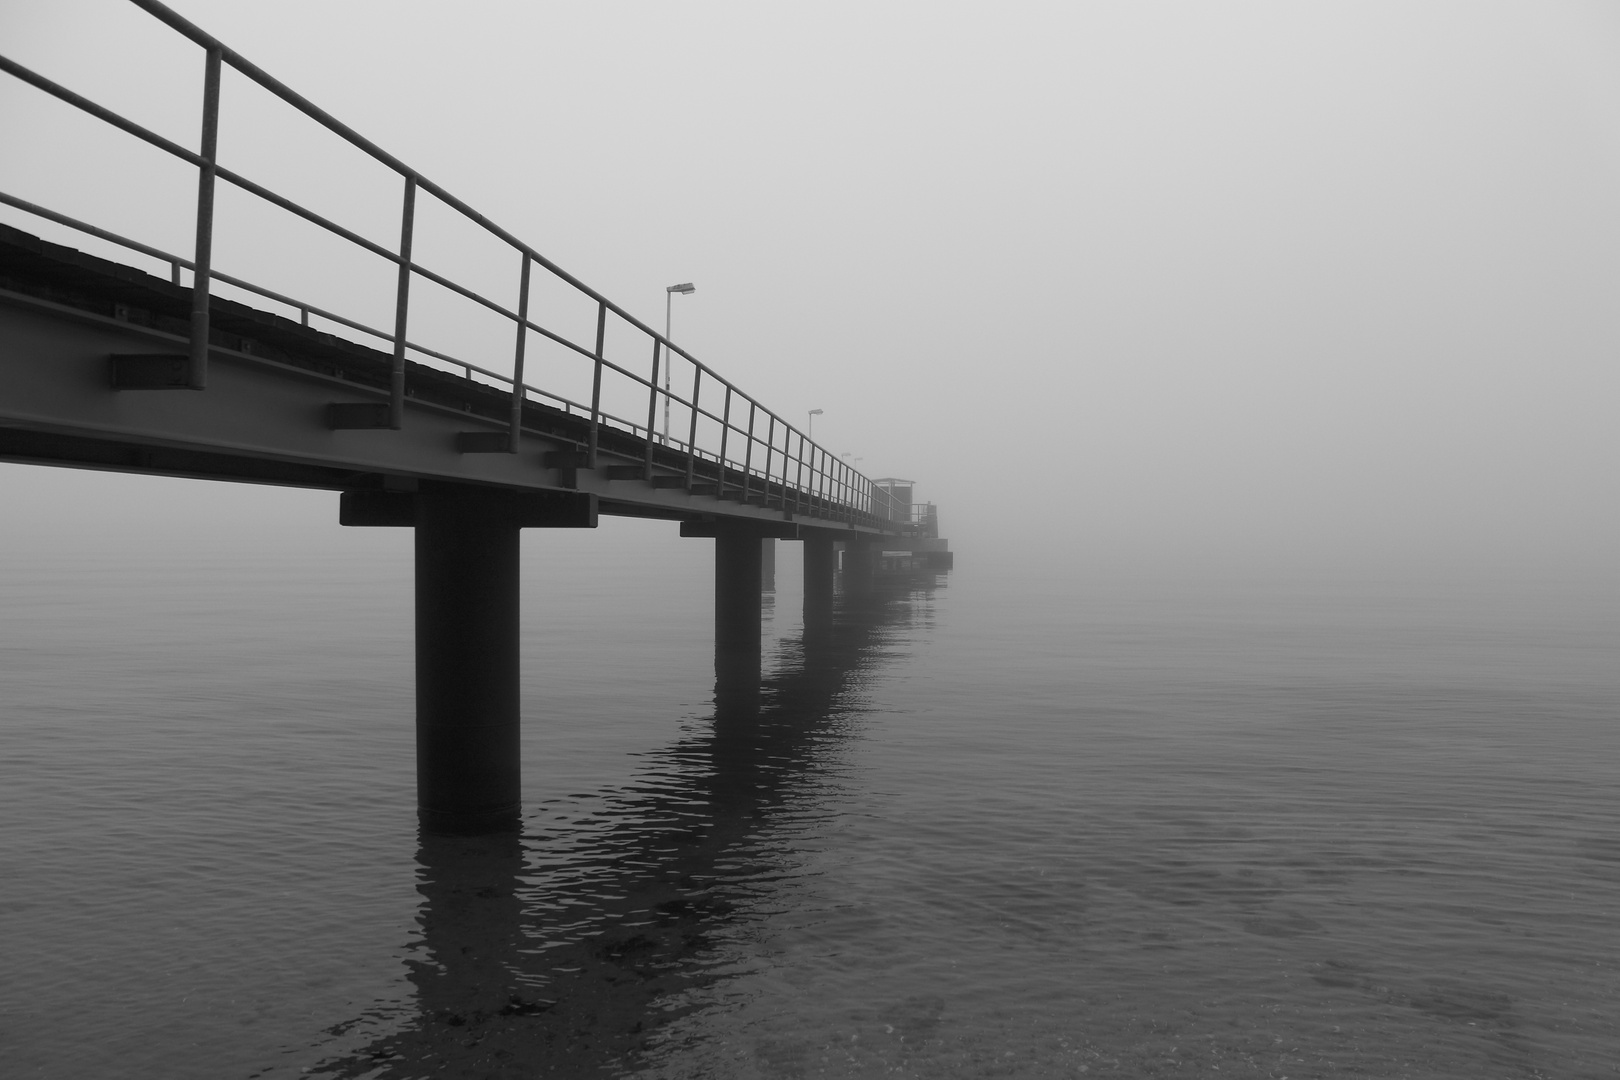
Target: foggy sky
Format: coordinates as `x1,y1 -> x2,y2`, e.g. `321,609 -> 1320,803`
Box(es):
2,0 -> 1617,580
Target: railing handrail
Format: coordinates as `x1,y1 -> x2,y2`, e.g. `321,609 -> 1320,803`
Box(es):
121,0 -> 790,412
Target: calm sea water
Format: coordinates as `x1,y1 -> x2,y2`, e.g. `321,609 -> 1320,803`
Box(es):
1,535 -> 1617,1079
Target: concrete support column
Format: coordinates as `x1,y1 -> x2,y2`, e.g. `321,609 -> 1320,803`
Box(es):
416,484 -> 521,834
803,534 -> 836,628
715,528 -> 765,679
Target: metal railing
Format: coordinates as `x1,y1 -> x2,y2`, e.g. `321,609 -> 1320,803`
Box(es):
867,499 -> 936,528
0,0 -> 913,529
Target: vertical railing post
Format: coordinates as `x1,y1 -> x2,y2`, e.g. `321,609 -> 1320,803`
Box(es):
762,414 -> 776,507
806,437 -> 816,514
685,369 -> 703,490
794,432 -> 806,514
507,253 -> 531,451
741,401 -> 756,501
389,175 -> 417,430
587,301 -> 606,468
643,340 -> 662,480
717,387 -> 733,496
187,46 -> 222,390
811,447 -> 822,512
810,442 -> 820,513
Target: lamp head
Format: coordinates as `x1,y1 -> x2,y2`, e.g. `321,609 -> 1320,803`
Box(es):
809,408 -> 824,416
667,282 -> 696,295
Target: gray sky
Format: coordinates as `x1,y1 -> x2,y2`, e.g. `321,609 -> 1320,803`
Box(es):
2,0 -> 1617,580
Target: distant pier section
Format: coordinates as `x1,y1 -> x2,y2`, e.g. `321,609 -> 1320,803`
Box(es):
870,478 -> 953,571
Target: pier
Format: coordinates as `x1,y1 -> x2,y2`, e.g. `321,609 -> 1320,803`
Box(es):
0,0 -> 950,833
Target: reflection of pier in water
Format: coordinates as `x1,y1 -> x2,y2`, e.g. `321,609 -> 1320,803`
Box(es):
309,567 -> 947,1077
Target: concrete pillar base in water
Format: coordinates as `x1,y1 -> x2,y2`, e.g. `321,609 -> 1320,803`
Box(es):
760,536 -> 776,592
715,528 -> 764,699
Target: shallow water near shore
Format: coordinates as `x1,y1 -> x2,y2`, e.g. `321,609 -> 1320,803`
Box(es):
1,536 -> 1617,1078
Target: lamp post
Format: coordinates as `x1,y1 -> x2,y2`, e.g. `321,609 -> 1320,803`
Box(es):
807,408 -> 823,440
664,282 -> 695,444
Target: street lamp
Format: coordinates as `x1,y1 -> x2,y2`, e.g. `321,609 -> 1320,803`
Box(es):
807,408 -> 823,439
663,283 -> 695,443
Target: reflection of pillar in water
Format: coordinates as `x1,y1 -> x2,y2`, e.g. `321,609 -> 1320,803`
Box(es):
713,664 -> 761,725
412,829 -> 525,1021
